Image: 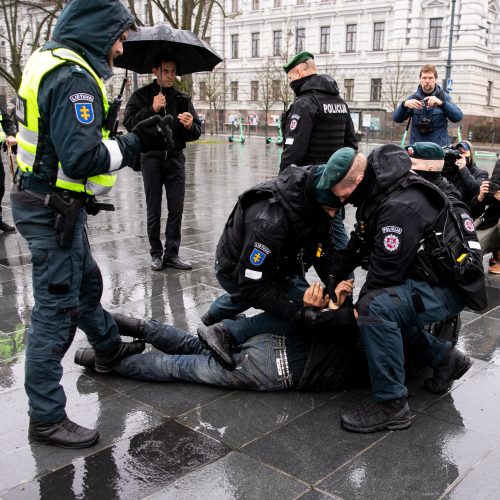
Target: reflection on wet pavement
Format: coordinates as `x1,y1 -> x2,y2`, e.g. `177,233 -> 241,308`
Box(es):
0,140 -> 499,498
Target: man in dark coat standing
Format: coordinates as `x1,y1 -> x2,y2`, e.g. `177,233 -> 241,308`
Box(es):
0,105 -> 17,232
124,58 -> 201,271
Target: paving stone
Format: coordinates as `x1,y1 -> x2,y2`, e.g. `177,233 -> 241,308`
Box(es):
455,315 -> 500,362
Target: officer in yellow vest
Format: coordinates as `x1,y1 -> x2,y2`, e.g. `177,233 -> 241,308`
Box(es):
0,105 -> 17,231
10,0 -> 174,449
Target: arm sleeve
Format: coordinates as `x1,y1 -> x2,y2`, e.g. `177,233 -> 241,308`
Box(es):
179,98 -> 201,142
365,202 -> 426,290
393,97 -> 412,123
459,167 -> 487,201
343,107 -> 358,150
279,97 -> 316,171
236,218 -> 302,321
1,110 -> 17,136
123,90 -> 156,132
441,94 -> 463,123
41,67 -> 141,179
469,195 -> 487,219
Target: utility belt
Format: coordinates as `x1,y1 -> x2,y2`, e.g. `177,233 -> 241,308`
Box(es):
17,173 -> 115,248
274,336 -> 294,389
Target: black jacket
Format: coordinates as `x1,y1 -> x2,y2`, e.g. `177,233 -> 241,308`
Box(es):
123,80 -> 201,157
279,74 -> 357,171
215,165 -> 335,321
470,159 -> 500,230
0,106 -> 17,138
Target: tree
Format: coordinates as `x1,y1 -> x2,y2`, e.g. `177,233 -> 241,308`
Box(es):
0,0 -> 64,92
254,57 -> 282,137
197,68 -> 225,134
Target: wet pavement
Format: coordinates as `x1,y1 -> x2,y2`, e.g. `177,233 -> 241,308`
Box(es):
1,139 -> 499,499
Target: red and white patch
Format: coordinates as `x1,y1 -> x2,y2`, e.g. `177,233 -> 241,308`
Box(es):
383,233 -> 400,253
289,119 -> 298,131
463,217 -> 475,233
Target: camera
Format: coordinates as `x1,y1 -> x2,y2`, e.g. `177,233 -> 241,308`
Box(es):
489,182 -> 499,195
417,117 -> 433,135
442,146 -> 462,174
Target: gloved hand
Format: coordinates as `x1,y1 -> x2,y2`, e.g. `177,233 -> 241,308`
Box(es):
299,306 -> 357,329
132,115 -> 174,153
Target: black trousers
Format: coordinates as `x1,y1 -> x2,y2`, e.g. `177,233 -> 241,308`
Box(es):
141,152 -> 186,258
0,157 -> 5,219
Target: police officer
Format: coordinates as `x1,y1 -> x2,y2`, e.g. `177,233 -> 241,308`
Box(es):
325,144 -> 485,433
11,0 -> 174,449
0,105 -> 17,232
198,149 -> 362,370
280,51 -> 358,262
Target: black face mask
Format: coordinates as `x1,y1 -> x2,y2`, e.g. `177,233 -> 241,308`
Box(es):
343,164 -> 376,207
290,74 -> 315,95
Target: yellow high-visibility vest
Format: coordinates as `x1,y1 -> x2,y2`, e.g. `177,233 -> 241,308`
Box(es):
16,47 -> 116,195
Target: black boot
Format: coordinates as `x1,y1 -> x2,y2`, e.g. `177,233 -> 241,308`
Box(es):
197,323 -> 237,370
340,398 -> 411,433
0,220 -> 15,232
424,347 -> 472,394
29,417 -> 99,448
113,313 -> 146,339
74,347 -> 97,369
94,340 -> 145,373
200,311 -> 246,327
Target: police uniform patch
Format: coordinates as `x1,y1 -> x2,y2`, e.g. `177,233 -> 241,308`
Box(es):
74,102 -> 94,125
249,242 -> 271,266
462,216 -> 475,233
383,233 -> 401,253
289,119 -> 298,131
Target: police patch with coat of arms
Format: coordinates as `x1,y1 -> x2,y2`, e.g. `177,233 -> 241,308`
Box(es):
382,226 -> 402,254
70,93 -> 95,126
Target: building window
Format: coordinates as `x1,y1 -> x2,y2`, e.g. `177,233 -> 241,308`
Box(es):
231,0 -> 238,13
0,41 -> 6,64
320,26 -> 330,53
370,78 -> 382,101
346,24 -> 357,52
199,82 -> 207,101
231,34 -> 239,59
274,0 -> 281,6
231,81 -> 238,101
273,30 -> 282,56
428,18 -> 442,49
487,81 -> 493,106
251,32 -> 260,58
252,0 -> 259,10
297,0 -> 304,4
296,27 -> 305,53
373,22 -> 384,51
272,80 -> 280,100
344,79 -> 354,101
251,81 -> 259,101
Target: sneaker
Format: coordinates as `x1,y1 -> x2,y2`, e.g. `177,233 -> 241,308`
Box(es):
0,220 -> 15,232
340,398 -> 411,433
197,323 -> 237,370
94,340 -> 145,373
488,262 -> 500,274
29,417 -> 99,449
163,255 -> 192,270
151,256 -> 164,271
424,347 -> 472,394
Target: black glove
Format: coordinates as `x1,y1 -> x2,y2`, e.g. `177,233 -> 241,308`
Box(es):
300,306 -> 357,329
132,115 -> 174,153
2,142 -> 17,154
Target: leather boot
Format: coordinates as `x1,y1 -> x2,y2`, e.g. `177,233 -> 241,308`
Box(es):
0,220 -> 15,232
112,313 -> 146,339
200,311 -> 246,327
94,340 -> 145,373
424,347 -> 472,394
197,323 -> 237,370
29,417 -> 99,448
74,347 -> 97,369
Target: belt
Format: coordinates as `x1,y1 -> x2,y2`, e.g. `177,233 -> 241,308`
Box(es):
18,174 -> 89,200
274,337 -> 294,389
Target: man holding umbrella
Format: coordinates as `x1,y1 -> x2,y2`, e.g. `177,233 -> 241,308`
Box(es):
124,57 -> 201,271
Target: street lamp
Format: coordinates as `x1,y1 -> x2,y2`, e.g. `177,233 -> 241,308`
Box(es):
444,0 -> 456,93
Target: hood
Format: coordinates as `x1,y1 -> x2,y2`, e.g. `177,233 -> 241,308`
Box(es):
276,165 -> 331,238
50,0 -> 135,80
455,139 -> 476,165
415,83 -> 444,99
366,144 -> 412,195
293,74 -> 339,96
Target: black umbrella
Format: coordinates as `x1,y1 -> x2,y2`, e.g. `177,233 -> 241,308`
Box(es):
114,24 -> 223,76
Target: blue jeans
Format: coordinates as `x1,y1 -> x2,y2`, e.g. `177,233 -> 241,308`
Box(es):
116,320 -> 290,391
207,272 -> 308,344
357,279 -> 464,402
12,196 -> 120,422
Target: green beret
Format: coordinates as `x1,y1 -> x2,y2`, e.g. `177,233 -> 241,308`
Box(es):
315,148 -> 357,203
405,142 -> 444,160
283,51 -> 314,73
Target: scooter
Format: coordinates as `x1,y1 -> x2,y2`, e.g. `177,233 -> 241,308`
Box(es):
265,118 -> 283,145
228,118 -> 246,143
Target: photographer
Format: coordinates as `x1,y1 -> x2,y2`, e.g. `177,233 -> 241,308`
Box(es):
470,160 -> 500,274
442,141 -> 488,206
393,64 -> 463,146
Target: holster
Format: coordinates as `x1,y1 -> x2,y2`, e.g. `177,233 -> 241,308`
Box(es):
44,192 -> 83,248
